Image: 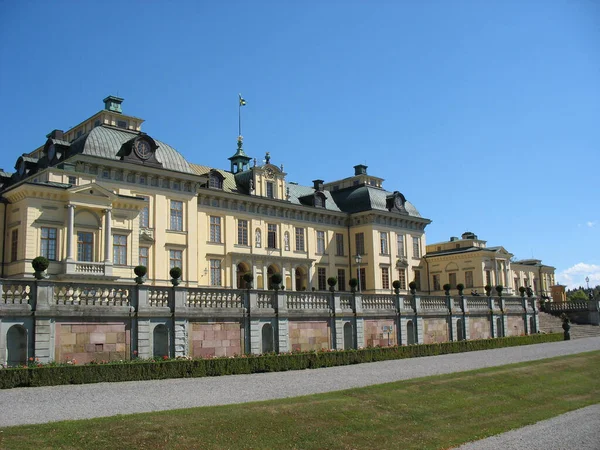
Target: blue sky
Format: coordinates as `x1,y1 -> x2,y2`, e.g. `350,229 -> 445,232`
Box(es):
0,1 -> 598,289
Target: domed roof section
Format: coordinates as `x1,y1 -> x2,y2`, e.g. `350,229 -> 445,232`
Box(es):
330,185 -> 422,217
68,126 -> 193,174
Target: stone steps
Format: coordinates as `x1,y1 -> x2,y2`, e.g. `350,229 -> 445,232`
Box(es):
538,312 -> 600,339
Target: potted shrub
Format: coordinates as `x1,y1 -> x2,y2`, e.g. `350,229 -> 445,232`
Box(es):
170,267 -> 182,286
409,281 -> 417,295
392,280 -> 401,294
134,265 -> 147,284
327,276 -> 337,292
561,313 -> 570,340
242,272 -> 253,289
495,285 -> 504,297
349,278 -> 358,293
518,286 -> 526,297
526,287 -> 534,298
456,283 -> 464,296
484,284 -> 492,297
31,256 -> 50,280
443,283 -> 451,296
270,272 -> 283,291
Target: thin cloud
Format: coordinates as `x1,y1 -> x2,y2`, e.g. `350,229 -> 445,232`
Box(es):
587,221 -> 597,228
556,263 -> 600,290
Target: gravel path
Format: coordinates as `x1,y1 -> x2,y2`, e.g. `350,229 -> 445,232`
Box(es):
1,337 -> 599,429
457,404 -> 600,450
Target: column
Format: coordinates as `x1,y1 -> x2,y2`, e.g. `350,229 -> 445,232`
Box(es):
65,204 -> 75,261
263,264 -> 268,289
505,261 -> 512,295
281,267 -> 287,290
104,208 -> 112,262
232,262 -> 237,289
291,268 -> 296,291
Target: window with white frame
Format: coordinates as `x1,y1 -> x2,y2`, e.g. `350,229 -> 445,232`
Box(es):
170,200 -> 183,231
316,230 -> 325,254
139,247 -> 149,267
355,232 -> 365,255
380,232 -> 389,255
397,268 -> 406,290
210,216 -> 221,243
295,227 -> 305,252
169,249 -> 182,269
465,271 -> 473,288
412,236 -> 420,258
382,267 -> 390,290
210,259 -> 221,286
40,227 -> 57,260
237,219 -> 248,246
397,234 -> 405,257
113,235 -> 127,265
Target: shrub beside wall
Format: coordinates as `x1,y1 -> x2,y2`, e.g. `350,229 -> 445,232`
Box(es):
0,333 -> 563,389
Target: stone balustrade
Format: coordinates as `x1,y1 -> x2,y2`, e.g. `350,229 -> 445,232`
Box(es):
1,282 -> 33,305
286,292 -> 330,310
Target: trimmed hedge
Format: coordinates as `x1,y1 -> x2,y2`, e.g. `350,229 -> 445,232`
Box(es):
0,333 -> 563,389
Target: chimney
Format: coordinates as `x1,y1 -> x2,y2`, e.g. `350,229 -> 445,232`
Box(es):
46,129 -> 64,140
461,232 -> 477,240
312,179 -> 324,191
354,164 -> 368,176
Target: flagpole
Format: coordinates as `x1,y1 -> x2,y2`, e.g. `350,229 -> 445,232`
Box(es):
238,93 -> 242,137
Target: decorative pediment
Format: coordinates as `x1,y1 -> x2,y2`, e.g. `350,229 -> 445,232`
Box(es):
67,182 -> 117,205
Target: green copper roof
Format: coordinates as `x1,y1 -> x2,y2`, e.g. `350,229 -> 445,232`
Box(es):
69,126 -> 194,174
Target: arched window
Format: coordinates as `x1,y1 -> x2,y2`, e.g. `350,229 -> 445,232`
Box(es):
7,325 -> 27,366
343,322 -> 354,350
406,320 -> 415,345
208,171 -> 224,190
261,323 -> 274,353
314,193 -> 326,208
153,324 -> 169,358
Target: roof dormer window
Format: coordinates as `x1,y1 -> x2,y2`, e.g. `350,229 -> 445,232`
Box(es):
208,170 -> 224,190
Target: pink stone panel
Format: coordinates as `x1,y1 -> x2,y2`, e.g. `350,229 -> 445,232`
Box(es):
469,317 -> 491,340
364,319 -> 397,347
507,316 -> 525,336
423,318 -> 450,344
55,321 -> 130,364
189,321 -> 242,358
288,321 -> 330,352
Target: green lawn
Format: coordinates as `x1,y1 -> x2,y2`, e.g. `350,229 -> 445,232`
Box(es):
2,351 -> 599,450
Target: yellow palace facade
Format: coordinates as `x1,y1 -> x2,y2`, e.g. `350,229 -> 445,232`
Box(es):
0,96 -> 431,294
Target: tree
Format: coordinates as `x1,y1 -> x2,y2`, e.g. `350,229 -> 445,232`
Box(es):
567,289 -> 589,302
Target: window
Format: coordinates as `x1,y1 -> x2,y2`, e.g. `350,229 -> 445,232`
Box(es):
209,174 -> 223,189
335,233 -> 344,256
412,236 -> 420,258
210,259 -> 221,286
209,216 -> 221,243
68,176 -> 77,185
316,230 -> 325,254
380,232 -> 389,255
433,274 -> 441,291
448,273 -> 457,289
102,169 -> 110,179
314,194 -> 325,207
397,268 -> 406,290
173,181 -> 180,191
533,279 -> 538,294
77,231 -> 93,262
465,271 -> 473,288
113,235 -> 127,265
169,249 -> 182,269
355,232 -> 365,255
413,269 -> 421,291
170,200 -> 183,231
267,224 -> 277,249
162,179 -> 169,189
139,197 -> 149,228
127,173 -> 134,183
485,270 -> 492,286
266,181 -> 274,199
139,175 -> 146,185
41,227 -> 57,260
337,269 -> 346,291
237,219 -> 248,246
10,229 -> 18,262
115,171 -> 123,182
295,228 -> 305,251
117,120 -> 128,129
397,234 -> 405,257
139,247 -> 149,267
382,267 -> 390,290
359,268 -> 366,291
514,277 -> 519,291
317,267 -> 327,291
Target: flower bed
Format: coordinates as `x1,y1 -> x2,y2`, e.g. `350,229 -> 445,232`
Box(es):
0,333 -> 563,389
